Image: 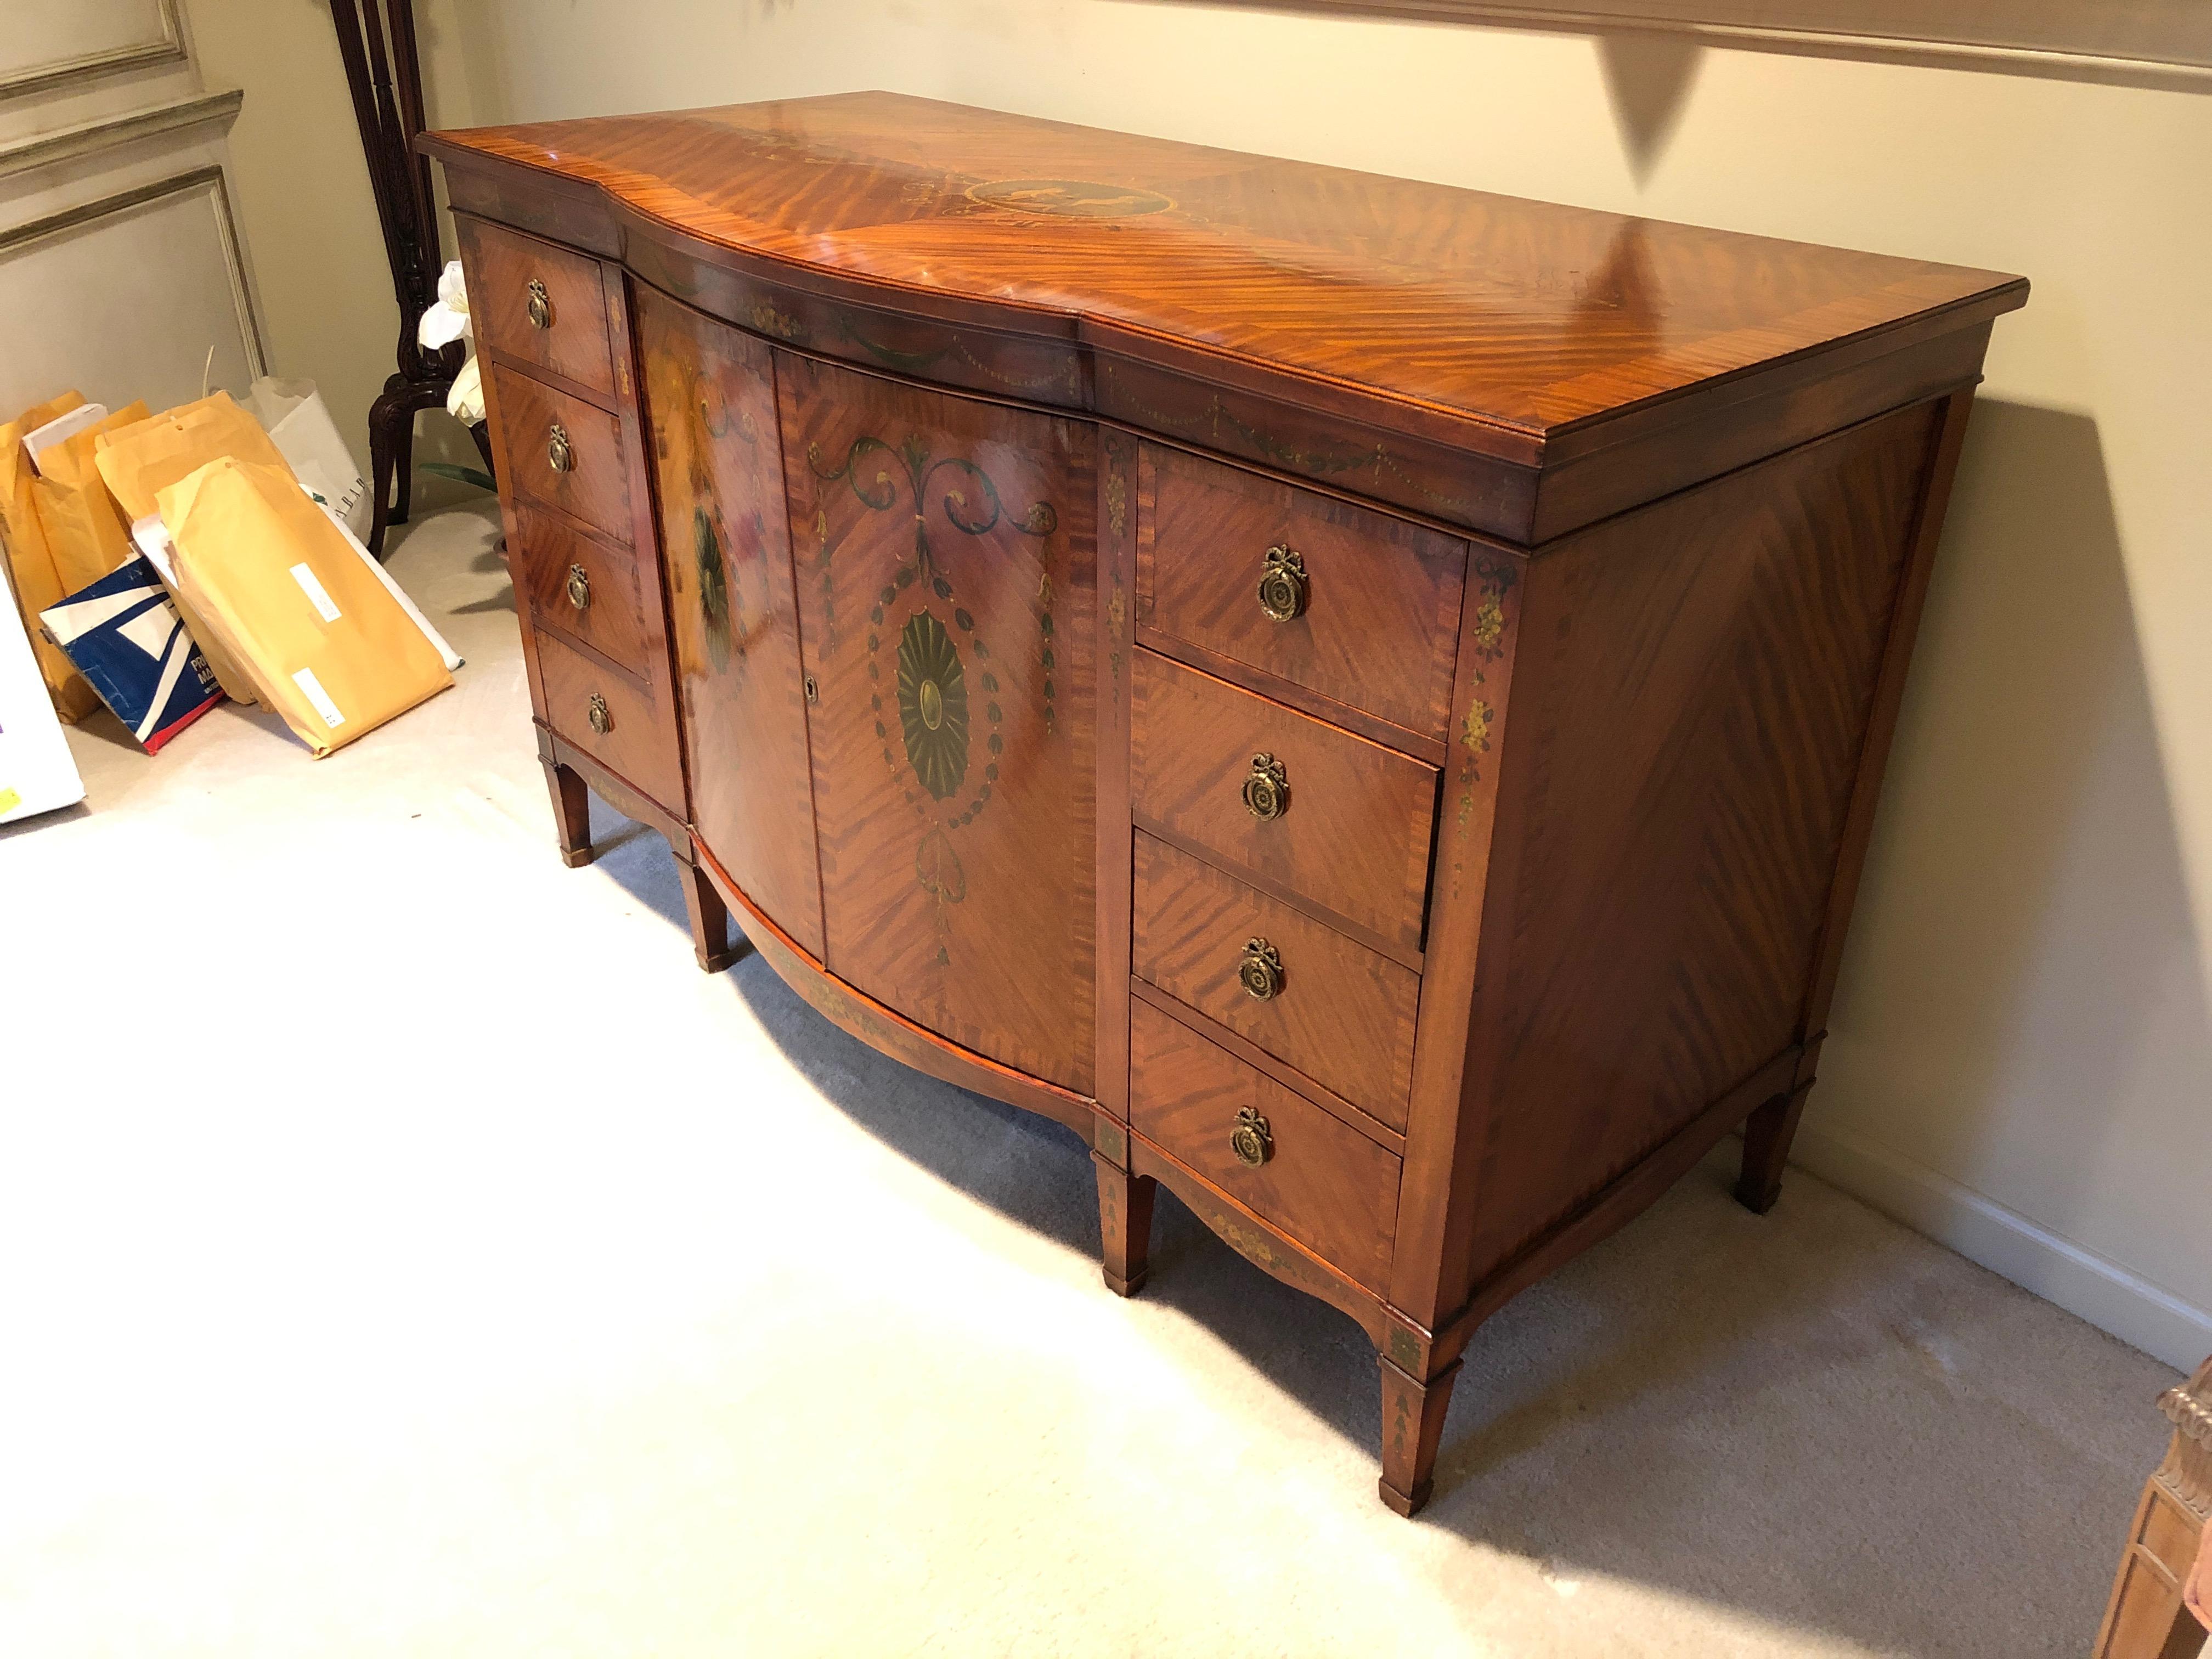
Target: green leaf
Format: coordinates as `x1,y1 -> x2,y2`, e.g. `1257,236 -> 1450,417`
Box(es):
419,462 -> 495,492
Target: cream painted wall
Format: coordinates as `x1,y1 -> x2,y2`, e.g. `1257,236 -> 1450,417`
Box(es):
244,1 -> 2211,1364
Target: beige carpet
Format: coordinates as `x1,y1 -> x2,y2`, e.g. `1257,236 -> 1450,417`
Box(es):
0,501 -> 2183,1657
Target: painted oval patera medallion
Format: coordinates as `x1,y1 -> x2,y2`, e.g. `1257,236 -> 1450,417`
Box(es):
810,428 -> 1060,964
966,179 -> 1172,218
897,610 -> 970,801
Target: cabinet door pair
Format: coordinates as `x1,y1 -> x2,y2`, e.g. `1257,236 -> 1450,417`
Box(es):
640,289 -> 1098,1095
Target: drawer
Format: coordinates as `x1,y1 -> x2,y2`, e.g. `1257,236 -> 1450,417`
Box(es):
458,216 -> 617,397
1133,833 -> 1417,1131
514,504 -> 651,675
1139,443 -> 1465,741
489,363 -> 633,544
1131,651 -> 1438,955
1130,998 -> 1399,1293
534,628 -> 682,808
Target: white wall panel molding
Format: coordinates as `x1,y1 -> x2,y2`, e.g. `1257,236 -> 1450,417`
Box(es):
0,0 -> 187,103
0,165 -> 267,414
0,88 -> 241,182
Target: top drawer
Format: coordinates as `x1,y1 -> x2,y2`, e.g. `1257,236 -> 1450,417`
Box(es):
1138,444 -> 1466,742
457,216 -> 617,398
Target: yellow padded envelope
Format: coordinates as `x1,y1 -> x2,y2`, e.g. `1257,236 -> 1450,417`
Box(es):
94,391 -> 292,524
0,392 -> 100,722
158,458 -> 451,758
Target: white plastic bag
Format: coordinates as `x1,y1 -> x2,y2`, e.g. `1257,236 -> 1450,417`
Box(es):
243,377 -> 373,544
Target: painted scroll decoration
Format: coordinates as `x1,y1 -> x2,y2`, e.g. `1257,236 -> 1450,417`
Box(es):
809,433 -> 1058,963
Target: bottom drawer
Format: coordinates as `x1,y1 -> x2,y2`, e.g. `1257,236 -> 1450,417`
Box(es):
535,628 -> 682,808
1130,998 -> 1400,1293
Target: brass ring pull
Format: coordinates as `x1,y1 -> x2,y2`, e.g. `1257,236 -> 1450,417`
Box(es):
586,691 -> 611,735
1242,752 -> 1289,821
565,562 -> 591,611
526,278 -> 552,330
1238,938 -> 1284,1001
1231,1106 -> 1274,1168
1257,544 -> 1307,622
548,423 -> 574,473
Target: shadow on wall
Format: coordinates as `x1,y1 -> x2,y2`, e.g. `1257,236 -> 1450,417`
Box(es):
1816,400 -> 2212,1299
417,0 -> 516,129
1596,32 -> 1703,183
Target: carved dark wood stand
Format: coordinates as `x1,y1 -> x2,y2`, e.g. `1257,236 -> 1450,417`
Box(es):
328,0 -> 476,557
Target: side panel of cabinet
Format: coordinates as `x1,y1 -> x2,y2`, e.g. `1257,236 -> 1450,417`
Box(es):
778,352 -> 1098,1096
637,285 -> 825,960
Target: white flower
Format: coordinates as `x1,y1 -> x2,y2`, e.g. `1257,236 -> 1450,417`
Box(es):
446,354 -> 484,425
420,259 -> 484,423
419,259 -> 472,350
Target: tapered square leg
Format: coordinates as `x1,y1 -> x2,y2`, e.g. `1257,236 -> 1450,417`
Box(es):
544,760 -> 592,867
1736,1082 -> 1813,1216
1093,1151 -> 1156,1297
676,853 -> 744,973
1378,1353 -> 1463,1517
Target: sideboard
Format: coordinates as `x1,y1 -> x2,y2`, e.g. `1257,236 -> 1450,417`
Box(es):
421,93 -> 2026,1515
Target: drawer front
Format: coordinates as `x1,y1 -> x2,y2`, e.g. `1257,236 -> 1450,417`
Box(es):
458,216 -> 616,397
535,628 -> 682,807
1131,651 -> 1438,954
489,364 -> 633,544
514,504 -> 650,674
1139,443 -> 1466,740
1130,998 -> 1399,1293
1132,833 -> 1418,1131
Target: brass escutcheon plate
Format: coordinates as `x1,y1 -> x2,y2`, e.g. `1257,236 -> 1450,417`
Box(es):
1242,752 -> 1289,821
1257,544 -> 1307,623
1231,1105 -> 1274,1167
1239,937 -> 1284,1000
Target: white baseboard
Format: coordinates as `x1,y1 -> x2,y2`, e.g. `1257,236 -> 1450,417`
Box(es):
1788,1121 -> 2212,1373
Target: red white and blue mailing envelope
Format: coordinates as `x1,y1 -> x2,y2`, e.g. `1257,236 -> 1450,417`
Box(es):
38,554 -> 222,753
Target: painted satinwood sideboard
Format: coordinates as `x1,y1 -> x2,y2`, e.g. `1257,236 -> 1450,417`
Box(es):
420,93 -> 2025,1516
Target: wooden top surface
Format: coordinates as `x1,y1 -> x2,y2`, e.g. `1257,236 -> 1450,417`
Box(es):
424,92 -> 2024,454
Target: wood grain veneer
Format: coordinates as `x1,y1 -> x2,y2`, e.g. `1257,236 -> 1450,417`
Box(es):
533,627 -> 682,807
1132,832 -> 1418,1130
427,93 -> 2023,1518
781,348 -> 1098,1096
1137,441 -> 1467,741
459,214 -> 616,397
512,503 -> 650,675
422,92 -> 2025,543
637,285 -> 827,962
488,362 -> 632,544
1131,651 -> 1439,957
1130,998 -> 1401,1294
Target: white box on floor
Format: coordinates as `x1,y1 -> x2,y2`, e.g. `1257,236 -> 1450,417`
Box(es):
0,552 -> 86,825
